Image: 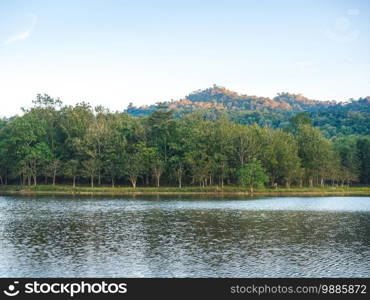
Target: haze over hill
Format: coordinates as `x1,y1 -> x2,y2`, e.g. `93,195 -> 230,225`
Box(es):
125,85 -> 370,137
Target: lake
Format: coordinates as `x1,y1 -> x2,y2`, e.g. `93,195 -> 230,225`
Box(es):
0,195 -> 369,277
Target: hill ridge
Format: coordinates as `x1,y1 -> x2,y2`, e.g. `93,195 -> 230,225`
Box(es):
126,84 -> 368,115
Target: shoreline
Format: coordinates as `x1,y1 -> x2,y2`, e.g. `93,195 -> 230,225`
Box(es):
1,185 -> 370,197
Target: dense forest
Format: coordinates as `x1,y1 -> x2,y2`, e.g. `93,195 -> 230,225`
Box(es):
126,85 -> 370,137
0,94 -> 369,189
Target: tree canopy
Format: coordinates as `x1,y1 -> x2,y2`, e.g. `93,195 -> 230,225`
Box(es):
0,94 -> 368,188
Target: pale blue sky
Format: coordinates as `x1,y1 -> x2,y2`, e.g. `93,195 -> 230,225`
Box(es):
1,0 -> 370,116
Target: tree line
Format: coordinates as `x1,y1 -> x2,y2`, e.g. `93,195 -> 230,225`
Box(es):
0,95 -> 369,189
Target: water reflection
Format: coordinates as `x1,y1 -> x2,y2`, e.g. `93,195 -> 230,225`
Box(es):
0,196 -> 369,277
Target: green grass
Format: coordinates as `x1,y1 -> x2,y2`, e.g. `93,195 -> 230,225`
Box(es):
0,184 -> 370,196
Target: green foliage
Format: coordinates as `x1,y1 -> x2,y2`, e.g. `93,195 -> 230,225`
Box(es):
356,137 -> 370,185
237,159 -> 269,192
287,112 -> 312,135
0,93 -> 369,189
125,86 -> 370,137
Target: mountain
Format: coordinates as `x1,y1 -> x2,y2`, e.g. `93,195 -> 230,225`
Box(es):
125,85 -> 370,137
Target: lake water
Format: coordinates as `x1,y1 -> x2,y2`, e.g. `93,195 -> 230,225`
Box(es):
0,195 -> 369,277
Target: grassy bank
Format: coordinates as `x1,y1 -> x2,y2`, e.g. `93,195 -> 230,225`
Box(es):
0,185 -> 370,196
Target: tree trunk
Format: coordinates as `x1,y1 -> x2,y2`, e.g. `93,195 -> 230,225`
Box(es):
73,176 -> 76,188
91,176 -> 94,188
320,178 -> 324,187
130,176 -> 137,188
112,178 -> 115,188
177,169 -> 182,188
53,171 -> 56,186
0,176 -> 3,185
309,178 -> 313,188
33,175 -> 37,186
250,185 -> 253,193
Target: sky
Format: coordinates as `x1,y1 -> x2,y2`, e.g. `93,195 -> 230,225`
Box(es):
0,0 -> 370,117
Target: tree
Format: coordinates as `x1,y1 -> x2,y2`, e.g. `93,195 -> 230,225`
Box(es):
211,120 -> 234,187
30,94 -> 63,155
287,112 -> 312,135
22,143 -> 52,186
124,142 -> 152,188
125,152 -> 142,188
44,159 -> 62,185
83,108 -> 109,185
296,124 -> 333,187
146,108 -> 174,163
102,113 -> 128,187
274,131 -> 301,188
64,159 -> 79,187
333,136 -> 360,180
59,102 -> 94,182
237,159 -> 268,192
0,124 -> 12,185
357,138 -> 370,185
151,155 -> 165,187
231,123 -> 260,167
82,159 -> 98,188
169,155 -> 184,188
6,112 -> 48,185
167,119 -> 188,188
257,128 -> 301,187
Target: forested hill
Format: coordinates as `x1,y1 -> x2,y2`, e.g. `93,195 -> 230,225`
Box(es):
125,85 -> 370,137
